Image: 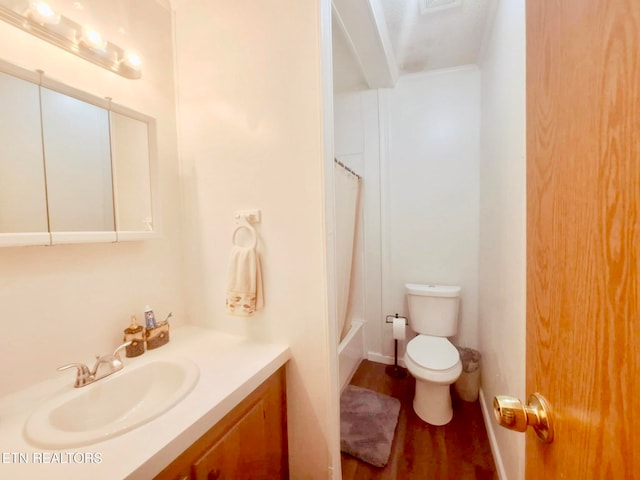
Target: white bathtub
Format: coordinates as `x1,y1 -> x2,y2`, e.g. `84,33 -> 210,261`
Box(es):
338,320 -> 364,391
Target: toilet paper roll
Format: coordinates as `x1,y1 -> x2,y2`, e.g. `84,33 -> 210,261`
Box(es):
392,317 -> 406,341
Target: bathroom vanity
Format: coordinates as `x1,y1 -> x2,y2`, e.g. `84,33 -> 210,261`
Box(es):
155,366 -> 287,480
0,326 -> 290,479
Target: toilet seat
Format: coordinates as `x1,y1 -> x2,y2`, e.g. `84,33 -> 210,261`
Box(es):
405,335 -> 462,384
406,335 -> 459,370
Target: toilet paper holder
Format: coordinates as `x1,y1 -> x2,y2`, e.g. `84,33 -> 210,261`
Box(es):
385,314 -> 408,325
385,313 -> 408,379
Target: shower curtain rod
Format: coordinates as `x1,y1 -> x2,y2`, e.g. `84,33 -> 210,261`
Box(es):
334,158 -> 362,180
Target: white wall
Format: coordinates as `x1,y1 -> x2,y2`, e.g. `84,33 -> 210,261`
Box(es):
478,0 -> 526,478
335,67 -> 480,362
333,67 -> 481,362
0,0 -> 184,396
173,1 -> 336,478
332,15 -> 367,95
382,67 -> 481,356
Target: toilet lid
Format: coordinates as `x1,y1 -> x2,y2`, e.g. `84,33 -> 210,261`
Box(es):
406,336 -> 460,370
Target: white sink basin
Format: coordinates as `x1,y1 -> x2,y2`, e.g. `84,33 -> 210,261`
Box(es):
24,358 -> 199,449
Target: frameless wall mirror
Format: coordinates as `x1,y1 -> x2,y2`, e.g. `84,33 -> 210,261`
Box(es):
0,59 -> 158,247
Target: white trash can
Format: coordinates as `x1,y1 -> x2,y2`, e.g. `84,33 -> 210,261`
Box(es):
454,347 -> 481,402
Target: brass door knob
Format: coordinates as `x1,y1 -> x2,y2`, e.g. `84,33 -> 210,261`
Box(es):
493,393 -> 554,443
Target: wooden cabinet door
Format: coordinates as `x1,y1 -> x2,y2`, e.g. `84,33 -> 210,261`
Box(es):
193,399 -> 267,479
154,368 -> 287,480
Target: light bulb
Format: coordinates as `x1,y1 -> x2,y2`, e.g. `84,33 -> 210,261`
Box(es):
80,27 -> 107,51
123,51 -> 141,69
28,1 -> 60,25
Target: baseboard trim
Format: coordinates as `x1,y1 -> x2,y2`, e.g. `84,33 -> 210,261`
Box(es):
366,351 -> 407,367
479,388 -> 508,480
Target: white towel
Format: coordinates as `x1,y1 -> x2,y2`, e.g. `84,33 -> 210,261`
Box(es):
226,245 -> 264,316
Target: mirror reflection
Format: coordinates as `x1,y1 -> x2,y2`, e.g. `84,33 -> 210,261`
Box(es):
0,70 -> 48,234
41,87 -> 114,233
110,111 -> 153,233
0,60 -> 156,245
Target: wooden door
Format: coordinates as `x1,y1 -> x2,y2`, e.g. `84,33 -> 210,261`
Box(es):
526,0 -> 640,478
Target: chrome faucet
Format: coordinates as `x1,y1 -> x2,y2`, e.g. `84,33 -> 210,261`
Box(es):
58,341 -> 131,388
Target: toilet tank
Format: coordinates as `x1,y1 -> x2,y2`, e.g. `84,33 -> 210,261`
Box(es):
405,284 -> 461,337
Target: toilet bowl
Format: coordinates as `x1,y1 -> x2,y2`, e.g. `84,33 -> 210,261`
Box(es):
405,335 -> 462,425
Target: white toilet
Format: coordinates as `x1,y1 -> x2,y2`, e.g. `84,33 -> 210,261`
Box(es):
404,283 -> 462,426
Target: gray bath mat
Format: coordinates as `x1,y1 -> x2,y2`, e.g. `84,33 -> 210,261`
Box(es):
340,385 -> 401,467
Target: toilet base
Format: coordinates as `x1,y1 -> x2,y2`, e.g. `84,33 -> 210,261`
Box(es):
413,379 -> 453,426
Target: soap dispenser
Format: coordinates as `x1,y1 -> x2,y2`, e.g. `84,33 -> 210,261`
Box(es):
123,316 -> 145,357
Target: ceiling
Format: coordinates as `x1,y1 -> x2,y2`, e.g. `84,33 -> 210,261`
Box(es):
333,0 -> 495,93
0,0 -> 492,94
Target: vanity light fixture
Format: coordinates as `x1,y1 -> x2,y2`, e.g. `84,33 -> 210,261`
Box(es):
0,1 -> 141,79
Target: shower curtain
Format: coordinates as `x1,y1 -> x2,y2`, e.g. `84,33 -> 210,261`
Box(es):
334,160 -> 362,343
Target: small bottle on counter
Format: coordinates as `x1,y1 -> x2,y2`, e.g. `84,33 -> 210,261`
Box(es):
144,305 -> 157,329
123,316 -> 145,357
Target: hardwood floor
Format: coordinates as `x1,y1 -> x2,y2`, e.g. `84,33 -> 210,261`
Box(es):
341,360 -> 498,480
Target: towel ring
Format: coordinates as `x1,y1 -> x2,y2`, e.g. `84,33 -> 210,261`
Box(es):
232,222 -> 257,249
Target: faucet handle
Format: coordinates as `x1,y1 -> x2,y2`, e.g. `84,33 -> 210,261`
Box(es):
112,341 -> 132,359
58,363 -> 90,373
57,363 -> 92,387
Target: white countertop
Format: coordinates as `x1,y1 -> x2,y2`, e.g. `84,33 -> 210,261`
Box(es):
0,326 -> 290,479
